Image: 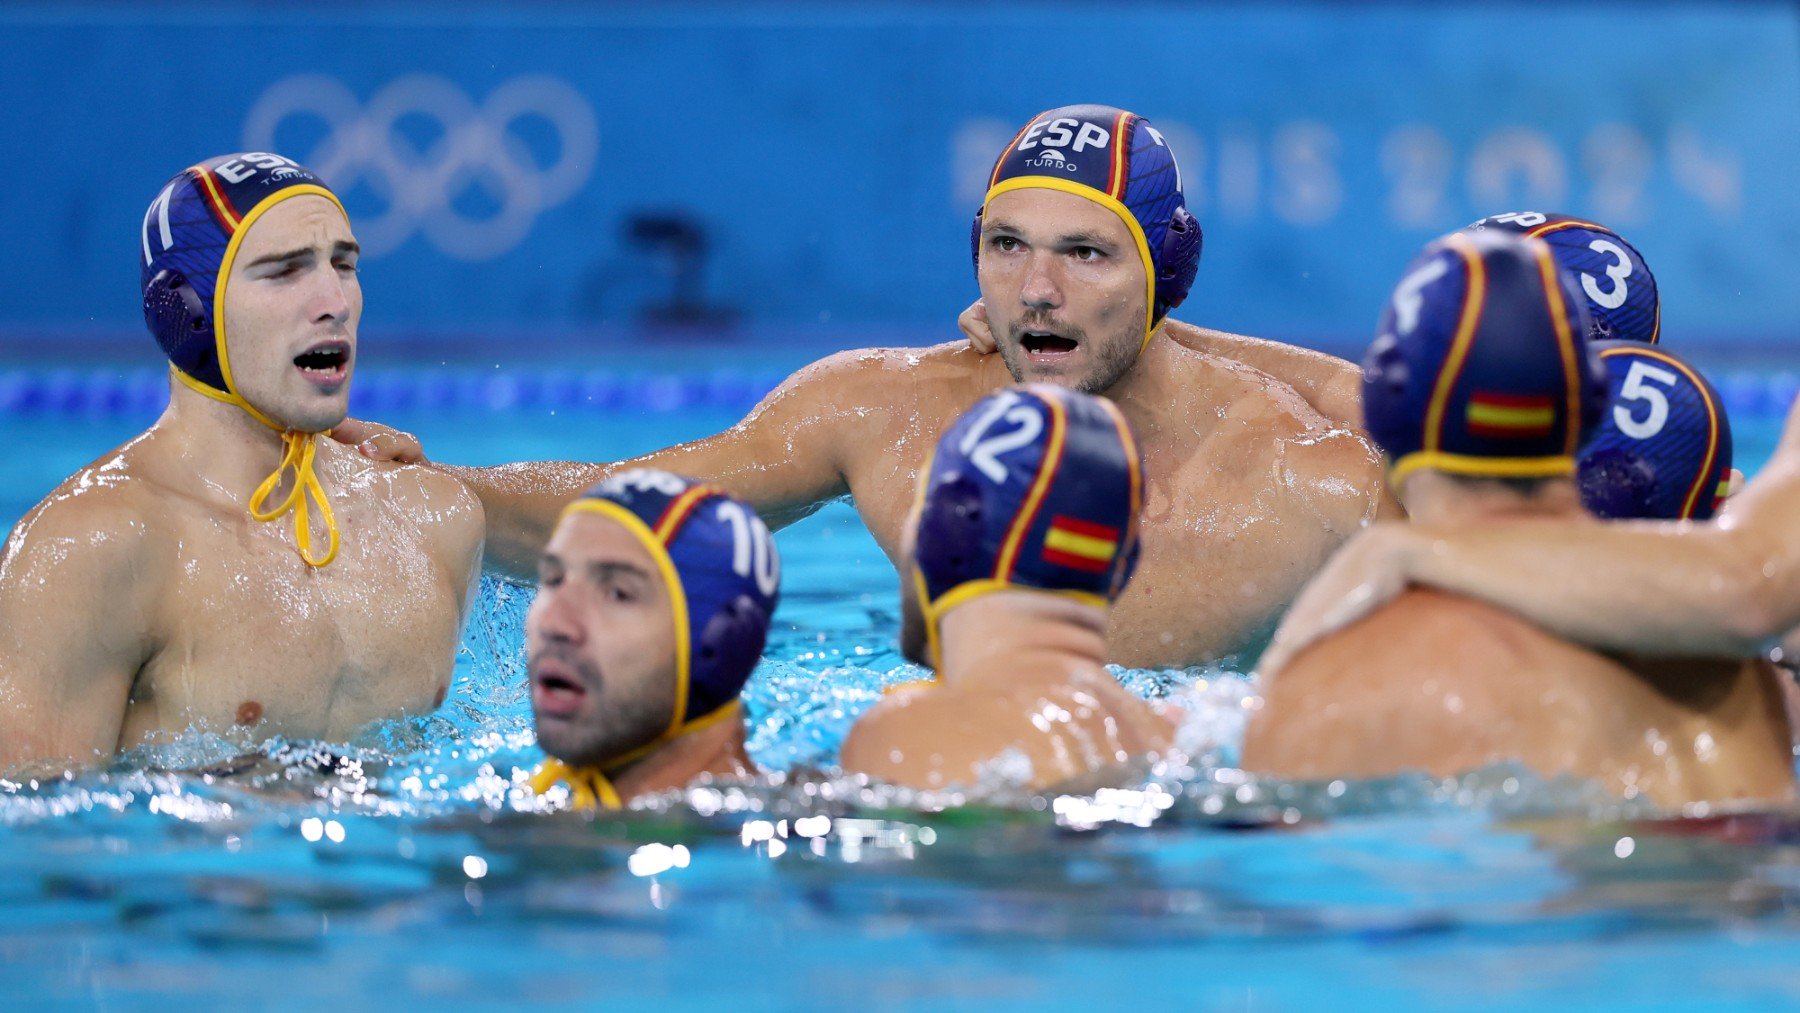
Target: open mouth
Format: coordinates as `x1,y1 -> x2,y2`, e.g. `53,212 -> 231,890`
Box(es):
1020,330 -> 1079,356
293,341 -> 351,384
532,667 -> 590,719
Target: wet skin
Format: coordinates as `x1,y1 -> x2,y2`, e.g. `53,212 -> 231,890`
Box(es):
443,188 -> 1394,668
1242,477 -> 1797,809
0,196 -> 484,772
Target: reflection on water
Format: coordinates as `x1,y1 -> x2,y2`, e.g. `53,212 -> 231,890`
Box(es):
6,511 -> 1800,1006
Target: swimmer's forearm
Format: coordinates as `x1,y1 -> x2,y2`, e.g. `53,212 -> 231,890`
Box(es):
1398,522 -> 1790,658
440,461 -> 607,581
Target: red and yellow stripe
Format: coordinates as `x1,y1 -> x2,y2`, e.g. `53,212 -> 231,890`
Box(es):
1465,392 -> 1556,438
1041,515 -> 1120,574
1105,111 -> 1133,199
652,484 -> 720,543
191,165 -> 243,233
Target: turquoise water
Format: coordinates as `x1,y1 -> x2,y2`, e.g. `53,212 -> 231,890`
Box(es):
3,382 -> 1800,1009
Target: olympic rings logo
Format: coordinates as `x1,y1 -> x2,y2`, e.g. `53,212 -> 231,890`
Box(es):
243,74 -> 599,261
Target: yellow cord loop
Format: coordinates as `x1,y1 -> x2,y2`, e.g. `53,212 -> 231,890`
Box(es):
247,430 -> 340,568
172,366 -> 342,569
529,759 -> 624,811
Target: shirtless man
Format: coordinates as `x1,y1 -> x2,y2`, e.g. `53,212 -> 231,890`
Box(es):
526,470 -> 778,809
1240,231 -> 1794,808
0,153 -> 484,773
839,385 -> 1176,793
341,105 -> 1389,668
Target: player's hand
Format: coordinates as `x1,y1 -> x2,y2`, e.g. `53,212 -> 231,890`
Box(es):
959,300 -> 998,354
1257,524 -> 1418,679
328,417 -> 428,465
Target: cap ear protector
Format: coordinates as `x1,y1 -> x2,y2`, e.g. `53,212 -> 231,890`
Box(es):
972,104 -> 1202,352
694,595 -> 770,717
143,268 -> 212,353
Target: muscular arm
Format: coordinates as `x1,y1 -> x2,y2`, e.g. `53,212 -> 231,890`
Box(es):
441,350 -> 879,580
0,497 -> 153,773
1267,399 -> 1800,668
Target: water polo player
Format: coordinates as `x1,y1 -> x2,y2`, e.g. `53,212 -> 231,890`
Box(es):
840,384 -> 1176,793
527,470 -> 778,809
338,103 -> 1393,669
0,153 -> 482,773
1242,230 -> 1793,808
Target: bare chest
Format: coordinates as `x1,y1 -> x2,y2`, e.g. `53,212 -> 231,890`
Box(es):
125,507 -> 465,746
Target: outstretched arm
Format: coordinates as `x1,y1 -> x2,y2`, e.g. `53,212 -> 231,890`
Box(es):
1261,398 -> 1800,674
957,300 -> 1364,431
341,350 -> 882,581
0,498 -> 150,773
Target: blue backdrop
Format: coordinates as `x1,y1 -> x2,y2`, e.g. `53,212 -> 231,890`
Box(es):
2,1 -> 1796,356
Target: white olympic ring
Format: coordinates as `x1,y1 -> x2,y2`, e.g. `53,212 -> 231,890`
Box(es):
243,74 -> 599,261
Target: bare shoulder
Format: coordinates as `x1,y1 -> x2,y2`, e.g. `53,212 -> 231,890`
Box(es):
1291,588 -> 1546,678
1,455 -> 168,594
338,445 -> 486,553
777,342 -> 995,408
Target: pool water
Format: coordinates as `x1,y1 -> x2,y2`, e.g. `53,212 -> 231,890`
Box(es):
4,378 -> 1800,1009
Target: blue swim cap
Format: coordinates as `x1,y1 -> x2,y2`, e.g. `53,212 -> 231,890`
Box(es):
1463,212 -> 1659,344
141,152 -> 344,399
976,105 -> 1202,351
1364,231 -> 1609,489
562,469 -> 779,758
912,384 -> 1142,666
1578,341 -> 1733,521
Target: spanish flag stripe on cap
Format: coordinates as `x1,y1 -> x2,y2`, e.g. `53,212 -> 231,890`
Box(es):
1042,515 -> 1119,574
193,167 -> 243,232
652,485 -> 717,544
1107,112 -> 1132,199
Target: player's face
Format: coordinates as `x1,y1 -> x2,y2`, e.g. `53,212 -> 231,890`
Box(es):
527,513 -> 681,768
220,195 -> 361,432
977,188 -> 1148,395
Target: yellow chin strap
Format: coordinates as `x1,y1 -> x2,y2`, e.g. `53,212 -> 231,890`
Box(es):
185,181 -> 347,569
529,758 -> 624,811
528,703 -> 741,812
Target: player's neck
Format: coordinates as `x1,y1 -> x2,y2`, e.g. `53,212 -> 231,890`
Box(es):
1401,472 -> 1585,528
611,705 -> 753,800
158,380 -> 308,498
1098,328 -> 1186,440
938,590 -> 1110,683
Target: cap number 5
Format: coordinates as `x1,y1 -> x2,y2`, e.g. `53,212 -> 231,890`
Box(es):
1614,361 -> 1677,440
